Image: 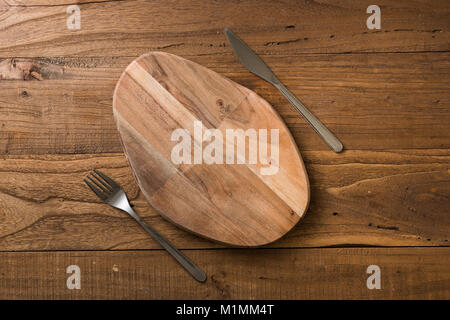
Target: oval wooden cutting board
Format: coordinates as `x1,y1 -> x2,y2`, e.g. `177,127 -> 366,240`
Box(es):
113,52 -> 309,246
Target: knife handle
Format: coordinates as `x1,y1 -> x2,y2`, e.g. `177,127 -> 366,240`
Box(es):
275,83 -> 343,153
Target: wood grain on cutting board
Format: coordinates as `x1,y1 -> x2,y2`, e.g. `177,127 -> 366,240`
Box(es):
113,52 -> 309,246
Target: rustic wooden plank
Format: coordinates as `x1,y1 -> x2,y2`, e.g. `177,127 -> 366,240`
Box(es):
0,52 -> 448,154
0,0 -> 448,57
0,0 -> 447,301
0,56 -> 125,154
0,247 -> 448,299
0,151 -> 447,250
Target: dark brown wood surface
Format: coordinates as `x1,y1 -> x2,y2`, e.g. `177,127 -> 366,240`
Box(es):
0,0 -> 448,299
0,248 -> 448,299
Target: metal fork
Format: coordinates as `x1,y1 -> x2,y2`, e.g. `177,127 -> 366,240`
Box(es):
84,169 -> 206,282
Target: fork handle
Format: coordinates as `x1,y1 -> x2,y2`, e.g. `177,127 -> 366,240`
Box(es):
128,209 -> 207,282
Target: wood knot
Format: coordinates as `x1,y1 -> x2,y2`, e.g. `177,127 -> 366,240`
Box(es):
217,99 -> 233,117
0,58 -> 63,81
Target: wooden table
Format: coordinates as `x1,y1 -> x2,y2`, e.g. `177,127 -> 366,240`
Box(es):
0,0 -> 448,299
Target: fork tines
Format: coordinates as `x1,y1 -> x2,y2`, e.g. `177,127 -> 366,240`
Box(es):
84,169 -> 118,200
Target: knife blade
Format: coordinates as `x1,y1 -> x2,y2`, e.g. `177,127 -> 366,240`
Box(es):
224,28 -> 279,85
224,28 -> 343,153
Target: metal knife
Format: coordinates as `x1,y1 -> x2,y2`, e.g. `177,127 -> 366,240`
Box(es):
224,28 -> 343,153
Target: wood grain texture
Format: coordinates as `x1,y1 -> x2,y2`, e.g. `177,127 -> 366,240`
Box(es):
0,0 -> 448,57
0,248 -> 448,299
0,150 -> 447,250
0,52 -> 449,154
113,52 -> 309,246
0,0 -> 448,299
